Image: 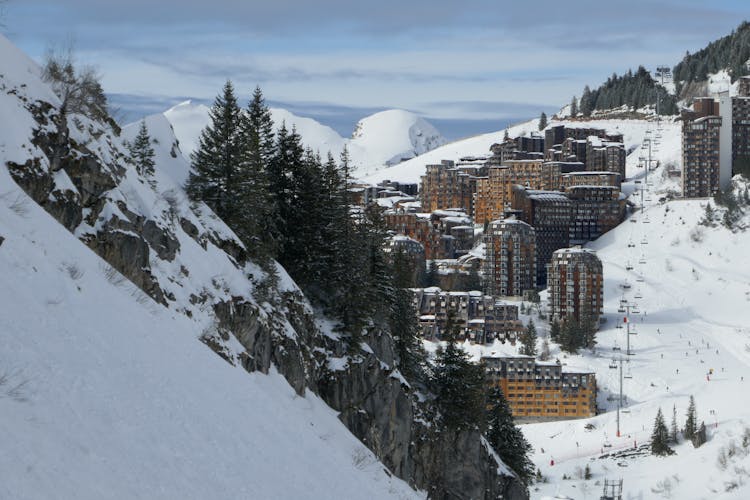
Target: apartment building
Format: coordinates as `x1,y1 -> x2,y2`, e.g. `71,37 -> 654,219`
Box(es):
483,219 -> 536,297
546,247 -> 604,326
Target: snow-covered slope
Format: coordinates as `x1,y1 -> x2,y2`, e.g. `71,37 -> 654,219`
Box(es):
122,113 -> 190,186
0,32 -> 425,499
362,117 -> 682,185
159,101 -> 447,178
0,168 -> 420,500
523,171 -> 750,500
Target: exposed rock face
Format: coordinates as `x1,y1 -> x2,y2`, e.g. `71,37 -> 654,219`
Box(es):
4,87 -> 528,499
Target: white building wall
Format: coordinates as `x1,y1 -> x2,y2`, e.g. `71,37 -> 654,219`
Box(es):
718,92 -> 733,190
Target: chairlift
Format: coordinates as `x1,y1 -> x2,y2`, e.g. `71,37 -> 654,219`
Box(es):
624,370 -> 633,380
636,274 -> 644,282
639,257 -> 646,264
645,195 -> 653,202
628,241 -> 636,248
625,261 -> 633,271
630,217 -> 637,223
641,238 -> 648,244
635,290 -> 643,299
643,217 -> 651,223
622,282 -> 632,290
617,306 -> 626,313
616,322 -> 623,329
631,307 -> 641,315
609,360 -> 618,369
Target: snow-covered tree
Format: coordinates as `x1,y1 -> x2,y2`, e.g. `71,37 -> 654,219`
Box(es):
651,407 -> 672,456
538,112 -> 548,131
129,120 -> 155,178
570,96 -> 578,117
432,311 -> 486,430
520,319 -> 538,357
669,404 -> 679,444
684,395 -> 697,440
485,387 -> 534,484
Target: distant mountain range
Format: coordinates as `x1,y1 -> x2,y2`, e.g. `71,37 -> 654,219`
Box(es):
141,101 -> 448,179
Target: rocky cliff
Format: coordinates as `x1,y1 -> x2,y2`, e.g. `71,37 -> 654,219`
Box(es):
1,37 -> 527,500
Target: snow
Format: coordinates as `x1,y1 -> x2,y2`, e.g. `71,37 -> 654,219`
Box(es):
409,110 -> 750,497
363,117 -> 682,186
157,101 -> 447,178
0,33 -> 423,500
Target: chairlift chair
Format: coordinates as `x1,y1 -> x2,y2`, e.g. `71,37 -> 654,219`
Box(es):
636,274 -> 644,282
635,290 -> 643,299
609,360 -> 618,369
626,262 -> 633,271
641,237 -> 648,244
643,217 -> 650,223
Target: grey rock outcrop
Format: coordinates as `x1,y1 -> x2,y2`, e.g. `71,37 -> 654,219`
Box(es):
4,85 -> 528,499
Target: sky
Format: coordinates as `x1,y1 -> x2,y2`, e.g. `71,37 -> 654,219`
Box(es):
2,0 -> 748,140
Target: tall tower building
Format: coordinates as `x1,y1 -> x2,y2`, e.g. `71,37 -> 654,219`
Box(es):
483,219 -> 536,297
682,97 -> 722,198
547,247 -> 603,326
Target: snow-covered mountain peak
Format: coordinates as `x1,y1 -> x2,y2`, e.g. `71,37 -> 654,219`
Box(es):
153,101 -> 446,178
350,109 -> 447,168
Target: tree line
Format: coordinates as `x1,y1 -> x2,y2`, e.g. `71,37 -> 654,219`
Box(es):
571,66 -> 677,117
673,21 -> 750,91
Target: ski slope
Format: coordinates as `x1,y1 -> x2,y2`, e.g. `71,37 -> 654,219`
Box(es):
416,115 -> 750,498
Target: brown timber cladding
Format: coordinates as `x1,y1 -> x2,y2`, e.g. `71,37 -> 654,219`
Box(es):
483,356 -> 597,419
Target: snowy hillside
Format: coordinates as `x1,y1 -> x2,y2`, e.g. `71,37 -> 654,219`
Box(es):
362,116 -> 682,185
0,32 -> 423,500
407,113 -> 750,497
159,101 -> 447,178
523,172 -> 750,500
0,169 -> 421,500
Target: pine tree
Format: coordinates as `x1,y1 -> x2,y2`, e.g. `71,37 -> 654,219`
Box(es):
651,407 -> 672,455
485,387 -> 534,484
584,464 -> 592,480
186,80 -> 244,228
550,319 -> 561,342
570,96 -> 578,117
669,404 -> 679,444
538,112 -> 548,131
684,395 -> 697,440
129,120 -> 156,178
238,85 -> 276,262
520,319 -> 538,357
580,85 -> 593,117
432,311 -> 486,430
390,249 -> 426,381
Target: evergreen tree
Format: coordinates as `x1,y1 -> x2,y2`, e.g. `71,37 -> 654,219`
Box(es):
584,464 -> 592,480
238,85 -> 276,261
570,96 -> 578,117
390,249 -> 426,380
580,85 -> 593,117
669,404 -> 679,444
550,319 -> 561,342
559,317 -> 579,354
520,319 -> 538,357
186,80 -> 244,229
129,120 -> 155,178
432,311 -> 486,430
651,407 -> 672,456
579,304 -> 597,350
485,387 -> 535,484
684,395 -> 697,440
538,112 -> 548,131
